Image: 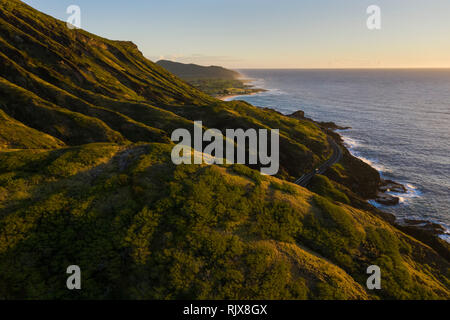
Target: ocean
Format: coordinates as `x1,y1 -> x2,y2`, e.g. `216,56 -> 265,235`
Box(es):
227,69 -> 450,240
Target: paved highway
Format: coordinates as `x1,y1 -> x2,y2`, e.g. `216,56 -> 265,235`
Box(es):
294,137 -> 342,187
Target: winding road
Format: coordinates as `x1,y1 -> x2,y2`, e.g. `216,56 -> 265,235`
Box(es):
294,137 -> 342,187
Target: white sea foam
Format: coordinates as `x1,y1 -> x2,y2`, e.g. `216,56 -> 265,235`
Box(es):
372,183 -> 422,209
338,132 -> 422,208
340,135 -> 361,149
389,182 -> 422,204
405,183 -> 417,190
358,156 -> 390,173
438,233 -> 450,243
224,82 -> 285,102
340,135 -> 392,174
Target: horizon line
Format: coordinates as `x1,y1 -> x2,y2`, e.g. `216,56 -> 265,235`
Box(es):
150,60 -> 450,70
232,67 -> 450,70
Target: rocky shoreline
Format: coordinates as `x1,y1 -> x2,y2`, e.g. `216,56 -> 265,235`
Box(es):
376,179 -> 407,206
293,111 -> 413,207
317,119 -> 450,256
316,120 -> 412,206
228,105 -> 449,256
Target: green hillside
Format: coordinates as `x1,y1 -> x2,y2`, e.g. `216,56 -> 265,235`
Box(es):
0,0 -> 335,179
156,59 -> 241,80
156,60 -> 264,97
0,0 -> 448,300
0,109 -> 64,150
1,143 -> 448,299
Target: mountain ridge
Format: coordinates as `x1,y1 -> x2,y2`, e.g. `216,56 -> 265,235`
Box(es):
156,59 -> 241,80
156,59 -> 266,98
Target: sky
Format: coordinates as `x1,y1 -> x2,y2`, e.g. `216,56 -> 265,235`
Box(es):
22,0 -> 450,69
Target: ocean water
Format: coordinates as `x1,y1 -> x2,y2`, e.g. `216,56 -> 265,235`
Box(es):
228,69 -> 450,238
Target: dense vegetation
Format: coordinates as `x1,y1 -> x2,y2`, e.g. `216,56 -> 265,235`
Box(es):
0,144 -> 448,299
0,0 -> 448,300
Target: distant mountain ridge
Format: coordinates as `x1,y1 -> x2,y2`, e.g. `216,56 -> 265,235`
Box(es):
156,60 -> 264,97
156,59 -> 241,80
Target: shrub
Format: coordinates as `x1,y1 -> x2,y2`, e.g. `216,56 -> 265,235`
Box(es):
270,181 -> 297,195
309,174 -> 350,204
230,164 -> 264,185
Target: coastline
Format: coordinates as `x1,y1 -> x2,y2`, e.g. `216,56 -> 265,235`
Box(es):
320,122 -> 450,255
218,90 -> 264,101
336,128 -> 449,236
217,75 -> 267,101
225,84 -> 450,247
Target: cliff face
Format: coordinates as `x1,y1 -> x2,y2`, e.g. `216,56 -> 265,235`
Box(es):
0,0 -> 449,300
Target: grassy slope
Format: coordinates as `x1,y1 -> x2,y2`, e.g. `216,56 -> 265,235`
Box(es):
156,60 -> 263,97
0,144 -> 448,299
0,109 -> 64,150
0,0 -> 448,300
0,0 -> 330,179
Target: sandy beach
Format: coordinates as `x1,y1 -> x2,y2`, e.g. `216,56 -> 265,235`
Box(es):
218,91 -> 264,101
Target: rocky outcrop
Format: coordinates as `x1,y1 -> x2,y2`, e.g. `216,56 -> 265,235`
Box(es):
379,179 -> 407,193
397,220 -> 450,262
318,121 -> 351,130
289,110 -> 306,120
375,192 -> 400,206
375,179 -> 407,206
